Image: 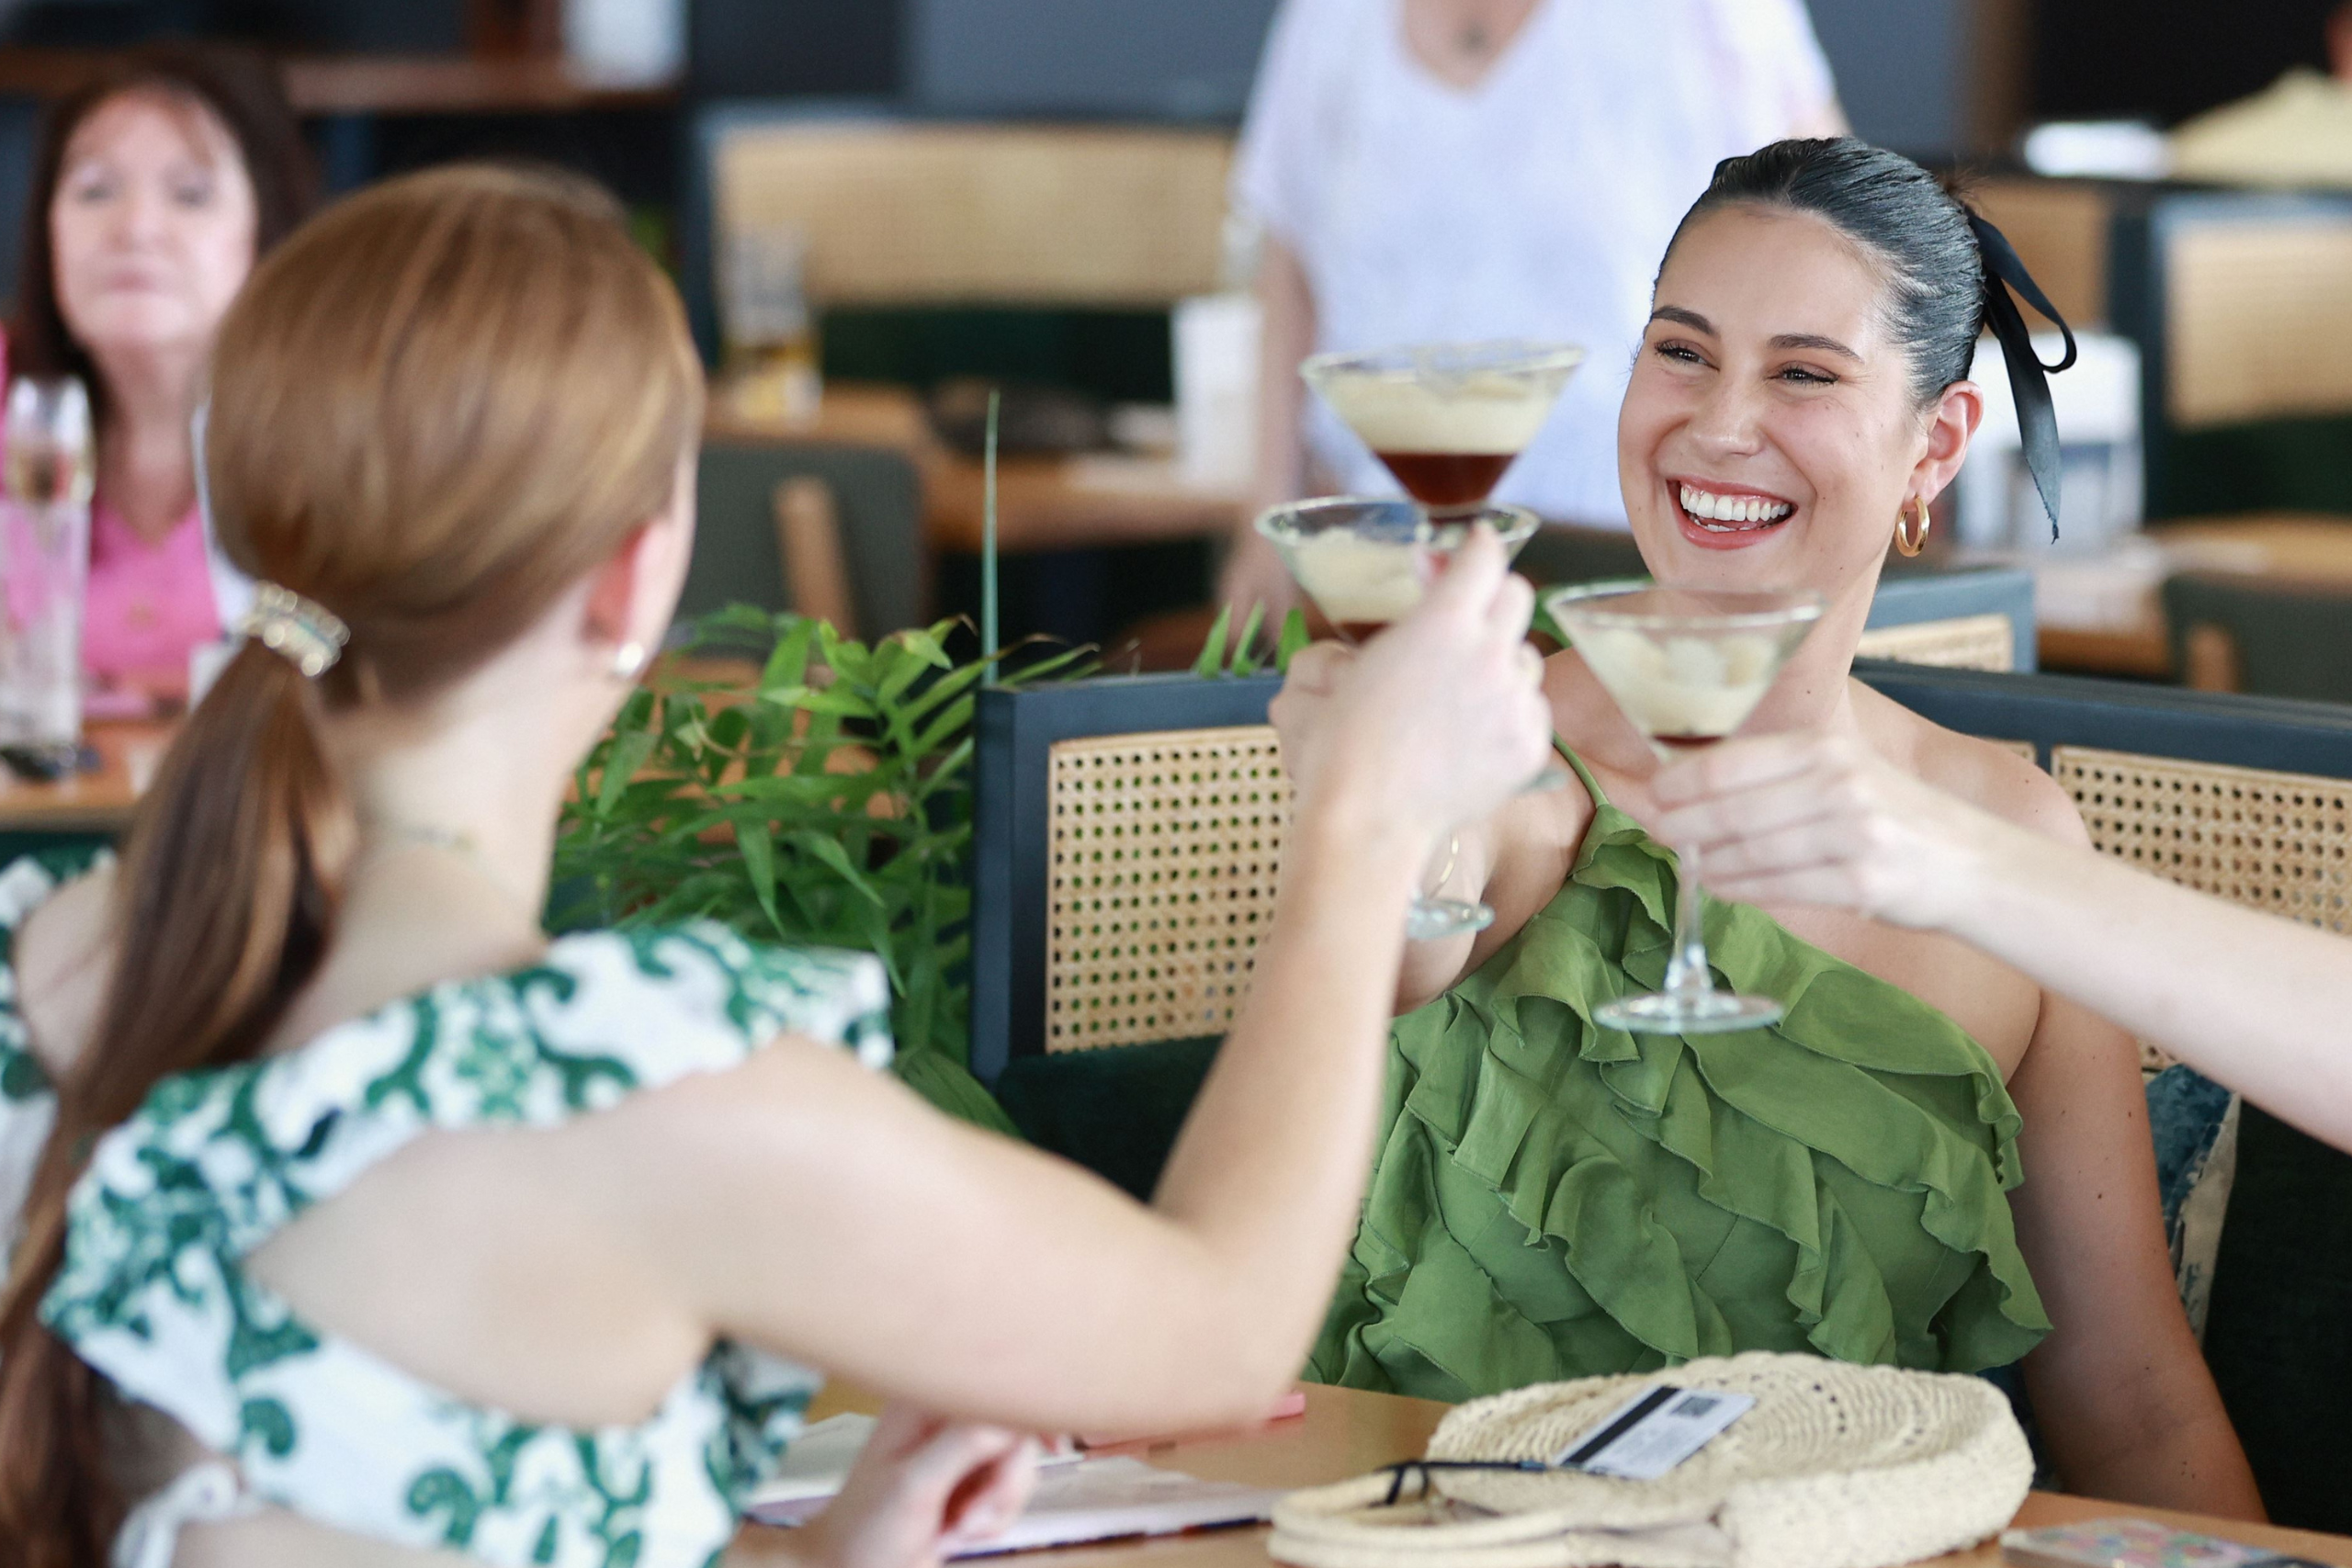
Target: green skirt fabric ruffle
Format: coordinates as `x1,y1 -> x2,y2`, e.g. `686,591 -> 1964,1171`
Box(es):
1306,751 -> 2052,1402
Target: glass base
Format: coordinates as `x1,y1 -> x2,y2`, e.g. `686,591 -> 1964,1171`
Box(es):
1406,895 -> 1494,942
1594,988 -> 1783,1035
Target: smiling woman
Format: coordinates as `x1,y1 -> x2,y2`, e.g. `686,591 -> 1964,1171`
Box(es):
1279,139 -> 2268,1522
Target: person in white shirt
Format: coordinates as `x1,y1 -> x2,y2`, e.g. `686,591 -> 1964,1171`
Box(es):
1220,0 -> 1847,616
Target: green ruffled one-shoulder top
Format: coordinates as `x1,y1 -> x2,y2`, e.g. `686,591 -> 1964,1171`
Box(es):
1307,748 -> 2052,1401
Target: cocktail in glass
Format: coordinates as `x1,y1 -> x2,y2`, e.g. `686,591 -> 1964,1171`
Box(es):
1258,496 -> 1538,941
0,377 -> 94,758
1301,341 -> 1585,520
1544,582 -> 1825,1032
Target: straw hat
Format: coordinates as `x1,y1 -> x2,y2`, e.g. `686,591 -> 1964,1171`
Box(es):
1271,1353 -> 2031,1568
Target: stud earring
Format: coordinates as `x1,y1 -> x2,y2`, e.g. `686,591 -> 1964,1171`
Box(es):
611,640 -> 649,682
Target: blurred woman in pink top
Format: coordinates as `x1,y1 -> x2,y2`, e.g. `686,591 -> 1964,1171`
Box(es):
5,46 -> 315,710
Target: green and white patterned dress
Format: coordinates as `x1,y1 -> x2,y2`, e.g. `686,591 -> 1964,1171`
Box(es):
0,851 -> 895,1568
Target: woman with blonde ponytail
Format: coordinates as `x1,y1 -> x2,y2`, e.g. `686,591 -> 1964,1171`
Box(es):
0,165 -> 1553,1566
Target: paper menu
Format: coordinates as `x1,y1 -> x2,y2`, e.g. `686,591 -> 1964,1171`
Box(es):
942,1457 -> 1283,1557
742,1414 -> 1283,1557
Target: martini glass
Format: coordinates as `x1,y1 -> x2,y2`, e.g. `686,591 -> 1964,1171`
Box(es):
1544,582 -> 1825,1033
1258,497 -> 1538,942
1301,341 -> 1585,521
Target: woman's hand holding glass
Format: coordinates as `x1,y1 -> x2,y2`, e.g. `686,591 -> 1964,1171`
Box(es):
1269,524 -> 1550,867
1650,729 -> 2006,931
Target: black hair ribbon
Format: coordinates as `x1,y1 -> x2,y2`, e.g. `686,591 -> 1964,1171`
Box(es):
1967,213 -> 2078,542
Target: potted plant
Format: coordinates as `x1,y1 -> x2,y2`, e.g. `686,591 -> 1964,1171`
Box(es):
555,607 -> 1084,1131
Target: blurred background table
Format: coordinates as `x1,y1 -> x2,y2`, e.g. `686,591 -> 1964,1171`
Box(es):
0,719 -> 168,852
705,381 -> 1242,558
2031,513 -> 2352,685
788,1382 -> 2352,1568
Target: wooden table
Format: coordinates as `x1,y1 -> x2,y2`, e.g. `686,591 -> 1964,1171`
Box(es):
2033,513 -> 2352,679
707,383 -> 1245,557
785,1383 -> 2352,1568
0,720 -> 169,837
0,659 -> 800,839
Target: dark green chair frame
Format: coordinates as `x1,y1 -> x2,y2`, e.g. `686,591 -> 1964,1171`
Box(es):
688,441 -> 925,638
2160,571 -> 2352,705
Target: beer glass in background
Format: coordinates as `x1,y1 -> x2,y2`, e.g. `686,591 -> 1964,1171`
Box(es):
720,223 -> 820,425
1,376 -> 95,757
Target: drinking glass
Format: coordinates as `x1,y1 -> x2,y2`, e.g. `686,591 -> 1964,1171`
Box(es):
0,376 -> 94,757
1300,341 -> 1584,521
1544,581 -> 1824,1032
721,224 -> 820,425
1257,496 -> 1544,941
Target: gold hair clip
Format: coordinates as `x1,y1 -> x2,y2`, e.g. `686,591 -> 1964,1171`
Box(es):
237,582 -> 348,679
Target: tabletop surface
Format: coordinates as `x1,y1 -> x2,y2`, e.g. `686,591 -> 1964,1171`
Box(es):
787,1382 -> 2352,1568
0,719 -> 169,834
707,381 -> 1244,555
0,653 -> 789,836
2032,512 -> 2352,677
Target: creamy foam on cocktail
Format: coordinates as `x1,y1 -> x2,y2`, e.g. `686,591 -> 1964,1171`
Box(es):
1573,626 -> 1786,749
1312,372 -> 1559,457
1253,496 -> 1544,944
1254,498 -> 1539,642
1302,342 -> 1584,514
1287,529 -> 1427,631
1542,581 -> 1825,1034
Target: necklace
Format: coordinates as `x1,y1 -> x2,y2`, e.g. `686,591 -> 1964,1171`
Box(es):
361,818 -> 542,927
1459,17 -> 1488,54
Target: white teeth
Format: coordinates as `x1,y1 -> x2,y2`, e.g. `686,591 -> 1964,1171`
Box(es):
1677,483 -> 1792,527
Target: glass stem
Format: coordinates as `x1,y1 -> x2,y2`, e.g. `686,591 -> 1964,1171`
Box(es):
1664,839 -> 1713,999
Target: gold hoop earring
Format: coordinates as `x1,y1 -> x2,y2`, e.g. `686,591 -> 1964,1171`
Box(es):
1894,495 -> 1931,558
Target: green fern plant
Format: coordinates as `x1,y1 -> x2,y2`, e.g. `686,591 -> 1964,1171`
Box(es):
553,607 -> 1086,1130
1193,604 -> 1312,677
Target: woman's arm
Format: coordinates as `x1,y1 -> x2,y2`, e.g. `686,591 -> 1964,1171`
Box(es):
1217,233 -> 1316,619
1269,645 -> 1570,1014
1270,640 -> 1486,1011
2006,975 -> 2264,1517
1654,731 -> 2352,1154
650,538 -> 1551,1437
1661,737 -> 2262,1512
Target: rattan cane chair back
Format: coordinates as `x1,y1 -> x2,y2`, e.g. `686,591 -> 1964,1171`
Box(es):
2054,747 -> 2352,932
1860,568 -> 2036,673
709,118 -> 1230,309
1852,613 -> 2018,672
973,673 -> 1285,1084
1860,663 -> 2352,936
1045,726 -> 1290,1053
980,666 -> 2352,1082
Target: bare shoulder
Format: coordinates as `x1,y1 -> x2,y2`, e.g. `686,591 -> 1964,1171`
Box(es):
1854,682 -> 2090,849
17,862 -> 117,1076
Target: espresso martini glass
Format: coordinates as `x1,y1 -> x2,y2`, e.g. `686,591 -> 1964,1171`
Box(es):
1301,341 -> 1585,521
1544,582 -> 1825,1033
1257,496 -> 1539,942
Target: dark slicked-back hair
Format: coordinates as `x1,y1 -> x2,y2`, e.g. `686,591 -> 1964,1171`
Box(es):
1663,137 -> 1986,408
